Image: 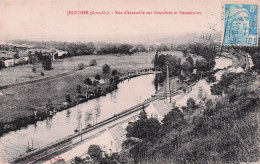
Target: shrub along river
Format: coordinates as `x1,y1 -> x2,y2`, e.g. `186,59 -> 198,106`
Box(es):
0,74 -> 157,163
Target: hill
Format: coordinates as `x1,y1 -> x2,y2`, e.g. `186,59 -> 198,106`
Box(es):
121,71 -> 260,163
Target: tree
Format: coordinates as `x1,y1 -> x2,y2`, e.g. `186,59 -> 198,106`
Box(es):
88,145 -> 102,162
206,74 -> 216,83
139,109 -> 148,120
89,59 -> 97,66
211,72 -> 237,95
125,109 -> 160,142
182,49 -> 188,57
182,61 -> 193,74
54,53 -> 58,60
110,75 -> 120,85
85,42 -> 96,55
13,52 -> 19,59
41,56 -> 52,70
72,156 -> 85,164
0,61 -> 5,69
32,67 -> 36,73
178,74 -> 186,83
112,69 -> 118,76
84,77 -> 92,85
186,55 -> 194,66
102,64 -> 111,73
93,79 -> 100,94
65,95 -> 72,103
77,85 -> 82,94
195,59 -> 208,72
187,98 -> 196,109
161,107 -> 185,135
46,99 -> 54,111
95,74 -> 101,80
165,54 -> 182,77
78,63 -> 85,70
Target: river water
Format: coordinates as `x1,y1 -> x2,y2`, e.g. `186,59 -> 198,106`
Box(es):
214,57 -> 233,70
0,74 -> 157,163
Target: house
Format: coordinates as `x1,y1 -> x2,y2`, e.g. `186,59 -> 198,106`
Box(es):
174,79 -> 212,107
98,125 -> 127,153
175,93 -> 198,107
191,79 -> 211,98
245,53 -> 254,70
3,59 -> 14,67
145,100 -> 172,122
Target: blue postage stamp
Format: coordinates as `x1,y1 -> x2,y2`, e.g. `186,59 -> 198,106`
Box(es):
224,4 -> 258,46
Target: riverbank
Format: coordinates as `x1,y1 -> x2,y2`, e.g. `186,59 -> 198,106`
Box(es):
0,52 -> 158,124
0,71 -> 153,137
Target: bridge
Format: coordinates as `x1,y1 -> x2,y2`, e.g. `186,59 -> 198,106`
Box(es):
119,67 -> 163,81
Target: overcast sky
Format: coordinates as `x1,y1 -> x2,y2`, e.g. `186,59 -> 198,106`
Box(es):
0,0 -> 222,42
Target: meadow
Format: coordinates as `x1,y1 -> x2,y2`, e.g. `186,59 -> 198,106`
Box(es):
0,52 -> 161,123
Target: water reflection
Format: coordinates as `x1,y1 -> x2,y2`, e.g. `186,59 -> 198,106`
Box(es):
84,112 -> 92,126
154,74 -> 159,91
0,74 -> 156,163
66,110 -> 71,118
45,117 -> 52,129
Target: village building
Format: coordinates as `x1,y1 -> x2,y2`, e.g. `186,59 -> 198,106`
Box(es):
145,65 -> 176,122
174,79 -> 215,107
245,53 -> 254,70
145,100 -> 172,122
3,59 -> 14,67
98,125 -> 127,153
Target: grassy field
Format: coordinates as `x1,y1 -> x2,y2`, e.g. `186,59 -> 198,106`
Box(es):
1,52 -> 154,87
0,52 -> 164,123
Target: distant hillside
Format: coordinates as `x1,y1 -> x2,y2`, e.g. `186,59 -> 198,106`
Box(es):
108,31 -> 221,45
1,31 -> 222,45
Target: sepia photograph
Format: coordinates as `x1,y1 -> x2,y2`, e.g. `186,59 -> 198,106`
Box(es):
0,0 -> 260,163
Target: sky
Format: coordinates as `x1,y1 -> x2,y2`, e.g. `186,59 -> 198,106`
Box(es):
0,0 -> 222,42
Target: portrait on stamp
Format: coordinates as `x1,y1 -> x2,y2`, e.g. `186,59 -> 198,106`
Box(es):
224,4 -> 258,46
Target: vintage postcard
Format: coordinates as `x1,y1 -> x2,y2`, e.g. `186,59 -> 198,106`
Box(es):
0,0 -> 260,163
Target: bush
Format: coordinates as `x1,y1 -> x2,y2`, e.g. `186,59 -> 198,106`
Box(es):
32,67 -> 36,73
84,77 -> 92,85
88,145 -> 102,161
13,52 -> 19,59
89,59 -> 97,66
54,53 -> 58,59
41,56 -> 52,70
0,61 -> 5,69
112,69 -> 118,76
65,95 -> 72,103
102,64 -> 110,73
78,63 -> 85,70
95,74 -> 101,80
187,98 -> 196,109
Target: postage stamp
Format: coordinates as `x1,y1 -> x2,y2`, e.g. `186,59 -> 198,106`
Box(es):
223,4 -> 258,46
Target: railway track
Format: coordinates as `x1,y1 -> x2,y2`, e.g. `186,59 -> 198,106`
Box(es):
10,92 -> 168,164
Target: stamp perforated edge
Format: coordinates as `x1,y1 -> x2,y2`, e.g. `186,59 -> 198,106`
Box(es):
221,0 -> 260,47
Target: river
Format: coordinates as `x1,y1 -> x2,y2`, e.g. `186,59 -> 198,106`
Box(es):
0,74 -> 157,163
214,57 -> 233,70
